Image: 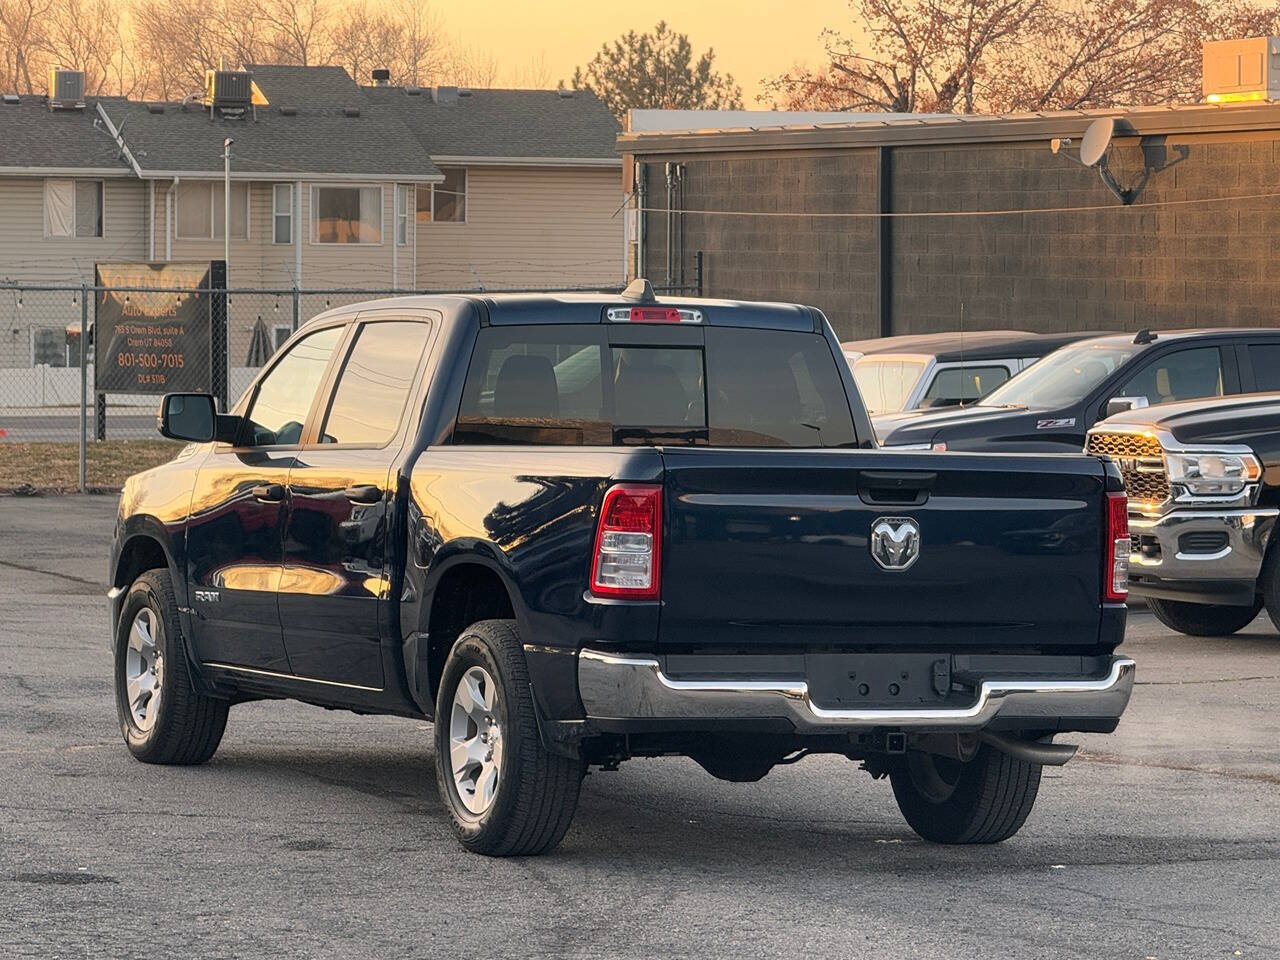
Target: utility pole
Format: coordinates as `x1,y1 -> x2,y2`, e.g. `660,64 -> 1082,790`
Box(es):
223,137 -> 233,375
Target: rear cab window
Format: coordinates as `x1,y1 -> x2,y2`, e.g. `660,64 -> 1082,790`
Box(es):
453,323 -> 856,448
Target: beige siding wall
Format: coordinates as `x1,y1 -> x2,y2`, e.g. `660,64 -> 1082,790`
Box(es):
0,175 -> 147,367
414,166 -> 625,290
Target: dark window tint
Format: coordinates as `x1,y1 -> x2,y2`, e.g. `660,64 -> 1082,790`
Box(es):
454,325 -> 855,447
243,326 -> 343,446
921,365 -> 1010,407
705,328 -> 856,447
1250,344 -> 1280,391
613,347 -> 705,427
320,321 -> 430,445
455,326 -> 610,445
1115,347 -> 1224,408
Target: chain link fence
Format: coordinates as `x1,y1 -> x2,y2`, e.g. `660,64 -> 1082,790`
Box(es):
2,281 -> 686,492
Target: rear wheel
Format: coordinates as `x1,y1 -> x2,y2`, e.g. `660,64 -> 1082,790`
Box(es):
114,569 -> 229,764
890,743 -> 1041,844
434,619 -> 582,856
1147,596 -> 1263,637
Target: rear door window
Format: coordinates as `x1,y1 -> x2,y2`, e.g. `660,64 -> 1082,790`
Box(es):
851,358 -> 925,414
318,320 -> 431,445
1248,344 -> 1280,391
453,324 -> 855,447
1114,347 -> 1225,407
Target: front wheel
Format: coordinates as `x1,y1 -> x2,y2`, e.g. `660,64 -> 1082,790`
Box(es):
114,569 -> 229,764
1147,596 -> 1263,637
433,620 -> 582,856
890,743 -> 1041,844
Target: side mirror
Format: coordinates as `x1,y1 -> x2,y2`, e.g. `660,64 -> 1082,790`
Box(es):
157,393 -> 218,442
1104,395 -> 1150,419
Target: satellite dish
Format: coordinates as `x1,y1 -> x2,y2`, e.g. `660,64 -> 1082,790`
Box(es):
1080,118 -> 1115,168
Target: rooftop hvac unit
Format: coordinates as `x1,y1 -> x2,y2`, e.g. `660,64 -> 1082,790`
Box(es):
1203,37 -> 1280,103
205,70 -> 254,112
48,68 -> 86,110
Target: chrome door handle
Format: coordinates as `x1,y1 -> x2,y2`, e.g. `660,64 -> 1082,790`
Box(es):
344,484 -> 382,505
251,483 -> 285,503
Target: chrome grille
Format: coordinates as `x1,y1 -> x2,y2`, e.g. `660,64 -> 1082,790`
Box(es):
1087,432 -> 1170,505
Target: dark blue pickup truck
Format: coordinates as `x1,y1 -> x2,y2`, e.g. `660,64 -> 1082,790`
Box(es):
108,282 -> 1134,856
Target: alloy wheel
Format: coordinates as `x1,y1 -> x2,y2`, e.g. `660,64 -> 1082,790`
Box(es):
124,607 -> 164,732
448,665 -> 503,815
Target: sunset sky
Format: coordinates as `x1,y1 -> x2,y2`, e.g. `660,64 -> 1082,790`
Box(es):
433,0 -> 852,102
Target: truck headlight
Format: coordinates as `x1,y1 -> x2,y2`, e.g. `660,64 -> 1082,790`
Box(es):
1165,451 -> 1261,496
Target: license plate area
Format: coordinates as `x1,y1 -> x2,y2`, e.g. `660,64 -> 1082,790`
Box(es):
805,653 -> 951,708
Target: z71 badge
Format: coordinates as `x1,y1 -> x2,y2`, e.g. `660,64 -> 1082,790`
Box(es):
1036,418 -> 1076,430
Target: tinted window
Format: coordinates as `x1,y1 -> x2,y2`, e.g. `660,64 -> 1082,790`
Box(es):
706,328 -> 856,447
921,365 -> 1010,407
243,326 -> 343,446
1115,347 -> 1224,407
1250,344 -> 1280,391
454,325 -> 855,447
852,358 -> 925,414
456,327 -> 610,445
319,321 -> 430,445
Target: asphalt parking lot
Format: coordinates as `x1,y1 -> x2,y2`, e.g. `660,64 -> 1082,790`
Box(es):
1,495 -> 1278,960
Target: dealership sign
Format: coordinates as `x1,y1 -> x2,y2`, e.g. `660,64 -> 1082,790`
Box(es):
94,262 -> 216,395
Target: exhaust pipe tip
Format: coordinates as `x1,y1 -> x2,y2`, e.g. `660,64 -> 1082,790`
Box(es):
979,731 -> 1078,767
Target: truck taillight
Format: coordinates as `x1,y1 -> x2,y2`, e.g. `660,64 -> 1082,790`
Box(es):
1104,492 -> 1130,603
590,484 -> 662,599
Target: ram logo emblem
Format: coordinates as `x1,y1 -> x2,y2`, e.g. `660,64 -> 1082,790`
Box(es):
870,517 -> 921,571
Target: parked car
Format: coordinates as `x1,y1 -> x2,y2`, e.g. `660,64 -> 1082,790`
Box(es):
843,330 -> 1093,416
879,329 -> 1280,452
1087,392 -> 1280,637
109,282 -> 1135,857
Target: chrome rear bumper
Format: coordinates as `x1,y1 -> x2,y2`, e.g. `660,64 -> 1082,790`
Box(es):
577,650 -> 1136,732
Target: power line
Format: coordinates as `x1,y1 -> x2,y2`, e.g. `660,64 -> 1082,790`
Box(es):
632,187 -> 1280,220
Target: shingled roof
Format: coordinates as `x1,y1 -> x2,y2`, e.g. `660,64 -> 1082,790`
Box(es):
363,86 -> 621,163
0,65 -> 620,179
0,97 -> 134,174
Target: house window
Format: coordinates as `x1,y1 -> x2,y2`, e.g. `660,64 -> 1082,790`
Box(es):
417,168 -> 466,223
273,184 -> 293,244
272,324 -> 292,352
395,184 -> 411,245
44,179 -> 103,238
175,182 -> 249,240
32,328 -> 67,366
311,185 -> 382,244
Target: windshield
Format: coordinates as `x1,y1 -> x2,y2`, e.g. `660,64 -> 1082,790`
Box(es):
852,358 -> 926,414
980,342 -> 1142,410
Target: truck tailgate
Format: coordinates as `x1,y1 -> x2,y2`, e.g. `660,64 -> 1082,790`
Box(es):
659,449 -> 1107,651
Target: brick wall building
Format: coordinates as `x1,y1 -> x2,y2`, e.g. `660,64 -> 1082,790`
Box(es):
620,103 -> 1280,341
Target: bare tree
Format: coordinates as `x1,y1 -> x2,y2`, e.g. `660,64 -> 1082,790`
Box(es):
260,0 -> 332,66
0,0 -> 54,93
765,0 -> 1044,113
767,0 -> 1280,113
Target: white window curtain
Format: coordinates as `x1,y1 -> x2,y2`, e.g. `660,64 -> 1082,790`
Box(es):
44,180 -> 75,237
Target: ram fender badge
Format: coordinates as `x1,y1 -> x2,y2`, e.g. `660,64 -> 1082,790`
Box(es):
194,589 -> 220,603
870,517 -> 921,571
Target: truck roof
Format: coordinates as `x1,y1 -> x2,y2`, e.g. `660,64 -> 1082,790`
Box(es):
304,292 -> 820,333
842,330 -> 1096,363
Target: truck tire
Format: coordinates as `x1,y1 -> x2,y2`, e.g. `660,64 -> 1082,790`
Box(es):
890,743 -> 1041,844
1263,545 -> 1280,635
114,569 -> 229,764
1146,596 -> 1263,637
434,619 -> 582,856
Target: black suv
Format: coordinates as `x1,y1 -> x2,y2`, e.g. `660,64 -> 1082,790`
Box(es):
880,330 -> 1280,452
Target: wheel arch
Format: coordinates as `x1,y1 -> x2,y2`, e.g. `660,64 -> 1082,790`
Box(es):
412,551 -> 521,713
